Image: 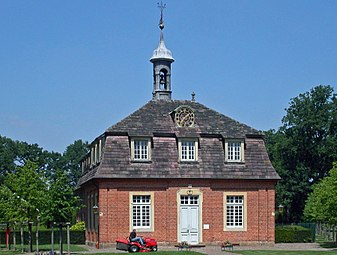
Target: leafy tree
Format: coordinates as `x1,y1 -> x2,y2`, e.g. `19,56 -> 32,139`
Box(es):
0,136 -> 19,183
265,85 -> 337,222
0,135 -> 88,186
304,162 -> 337,224
0,135 -> 63,183
62,140 -> 89,187
281,85 -> 337,181
0,161 -> 48,223
0,136 -> 88,228
44,169 -> 81,223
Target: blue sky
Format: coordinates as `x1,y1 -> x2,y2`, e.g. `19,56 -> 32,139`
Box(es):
0,0 -> 336,153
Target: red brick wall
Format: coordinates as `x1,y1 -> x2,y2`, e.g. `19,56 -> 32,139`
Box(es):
83,179 -> 276,245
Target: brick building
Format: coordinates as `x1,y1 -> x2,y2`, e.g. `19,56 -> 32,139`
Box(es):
76,9 -> 280,247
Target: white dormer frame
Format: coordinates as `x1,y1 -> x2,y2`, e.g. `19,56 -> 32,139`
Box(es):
131,138 -> 151,161
178,138 -> 198,162
225,139 -> 245,163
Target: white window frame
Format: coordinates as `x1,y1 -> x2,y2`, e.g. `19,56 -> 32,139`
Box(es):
178,139 -> 198,162
225,140 -> 245,162
131,138 -> 151,161
129,192 -> 154,232
223,192 -> 247,231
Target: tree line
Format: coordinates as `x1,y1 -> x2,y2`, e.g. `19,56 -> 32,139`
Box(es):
0,138 -> 89,225
266,85 -> 337,223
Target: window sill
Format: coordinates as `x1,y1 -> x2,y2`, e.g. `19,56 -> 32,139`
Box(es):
224,227 -> 246,232
131,160 -> 152,164
225,161 -> 245,165
132,227 -> 154,233
179,161 -> 199,164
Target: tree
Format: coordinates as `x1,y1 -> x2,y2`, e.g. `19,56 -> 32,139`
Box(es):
0,135 -> 63,184
0,161 -> 48,223
265,85 -> 337,222
281,85 -> 337,182
62,140 -> 89,187
304,162 -> 337,224
44,169 -> 81,223
0,136 -> 19,183
0,136 -> 88,226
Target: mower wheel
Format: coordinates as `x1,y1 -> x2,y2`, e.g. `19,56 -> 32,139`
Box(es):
129,244 -> 139,253
151,246 -> 158,252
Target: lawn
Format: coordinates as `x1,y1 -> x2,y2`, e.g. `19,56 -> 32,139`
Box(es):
77,253 -> 202,255
236,251 -> 337,255
0,244 -> 87,254
1,249 -> 336,255
47,252 -> 337,255
0,251 -> 201,255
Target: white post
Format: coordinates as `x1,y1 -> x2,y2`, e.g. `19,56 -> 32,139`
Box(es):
66,223 -> 70,255
36,221 -> 39,253
20,224 -> 24,252
13,223 -> 16,250
51,223 -> 54,254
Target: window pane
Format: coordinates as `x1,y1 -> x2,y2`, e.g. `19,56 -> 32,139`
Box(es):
228,142 -> 241,161
132,195 -> 151,228
181,141 -> 195,161
134,140 -> 149,160
180,195 -> 199,205
226,195 -> 244,228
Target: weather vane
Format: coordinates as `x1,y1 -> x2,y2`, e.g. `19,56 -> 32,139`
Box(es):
157,1 -> 166,30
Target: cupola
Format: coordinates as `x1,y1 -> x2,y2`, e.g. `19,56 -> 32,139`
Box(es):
150,2 -> 174,100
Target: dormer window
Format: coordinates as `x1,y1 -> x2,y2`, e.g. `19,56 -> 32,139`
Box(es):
178,139 -> 198,162
131,138 -> 151,161
225,140 -> 244,163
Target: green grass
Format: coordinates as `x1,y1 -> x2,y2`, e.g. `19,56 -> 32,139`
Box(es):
0,244 -> 87,253
2,248 -> 336,255
236,251 -> 337,255
316,234 -> 337,249
55,252 -> 201,255
36,244 -> 87,251
0,248 -> 201,255
0,251 -> 22,255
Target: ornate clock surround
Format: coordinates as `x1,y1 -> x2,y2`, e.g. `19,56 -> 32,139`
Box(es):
174,105 -> 195,127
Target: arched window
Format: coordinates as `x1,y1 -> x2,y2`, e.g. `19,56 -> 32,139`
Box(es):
159,69 -> 167,90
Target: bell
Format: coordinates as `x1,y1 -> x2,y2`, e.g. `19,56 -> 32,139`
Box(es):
160,75 -> 165,84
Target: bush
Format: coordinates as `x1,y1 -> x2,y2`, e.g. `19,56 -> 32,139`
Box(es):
276,225 -> 313,243
70,221 -> 85,231
0,229 -> 85,245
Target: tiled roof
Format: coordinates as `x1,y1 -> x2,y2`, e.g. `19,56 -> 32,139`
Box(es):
77,100 -> 280,187
106,100 -> 261,137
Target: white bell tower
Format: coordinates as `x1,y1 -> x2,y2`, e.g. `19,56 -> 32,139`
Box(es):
150,2 -> 174,100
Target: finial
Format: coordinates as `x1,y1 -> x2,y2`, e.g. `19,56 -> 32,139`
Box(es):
157,2 -> 166,30
191,92 -> 196,102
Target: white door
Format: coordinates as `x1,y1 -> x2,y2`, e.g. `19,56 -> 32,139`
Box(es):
179,195 -> 199,244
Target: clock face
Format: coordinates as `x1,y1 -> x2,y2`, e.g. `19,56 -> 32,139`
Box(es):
175,107 -> 195,127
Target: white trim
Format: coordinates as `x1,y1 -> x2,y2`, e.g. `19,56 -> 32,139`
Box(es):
177,188 -> 203,243
178,139 -> 198,162
223,192 -> 247,232
130,138 -> 151,161
225,139 -> 245,163
129,192 -> 154,232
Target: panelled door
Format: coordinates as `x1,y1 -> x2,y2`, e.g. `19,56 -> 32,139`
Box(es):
179,195 -> 199,244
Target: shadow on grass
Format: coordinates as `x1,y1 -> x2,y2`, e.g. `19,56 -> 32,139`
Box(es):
318,241 -> 337,249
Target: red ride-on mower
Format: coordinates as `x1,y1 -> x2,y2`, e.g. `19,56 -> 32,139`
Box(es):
116,237 -> 158,253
